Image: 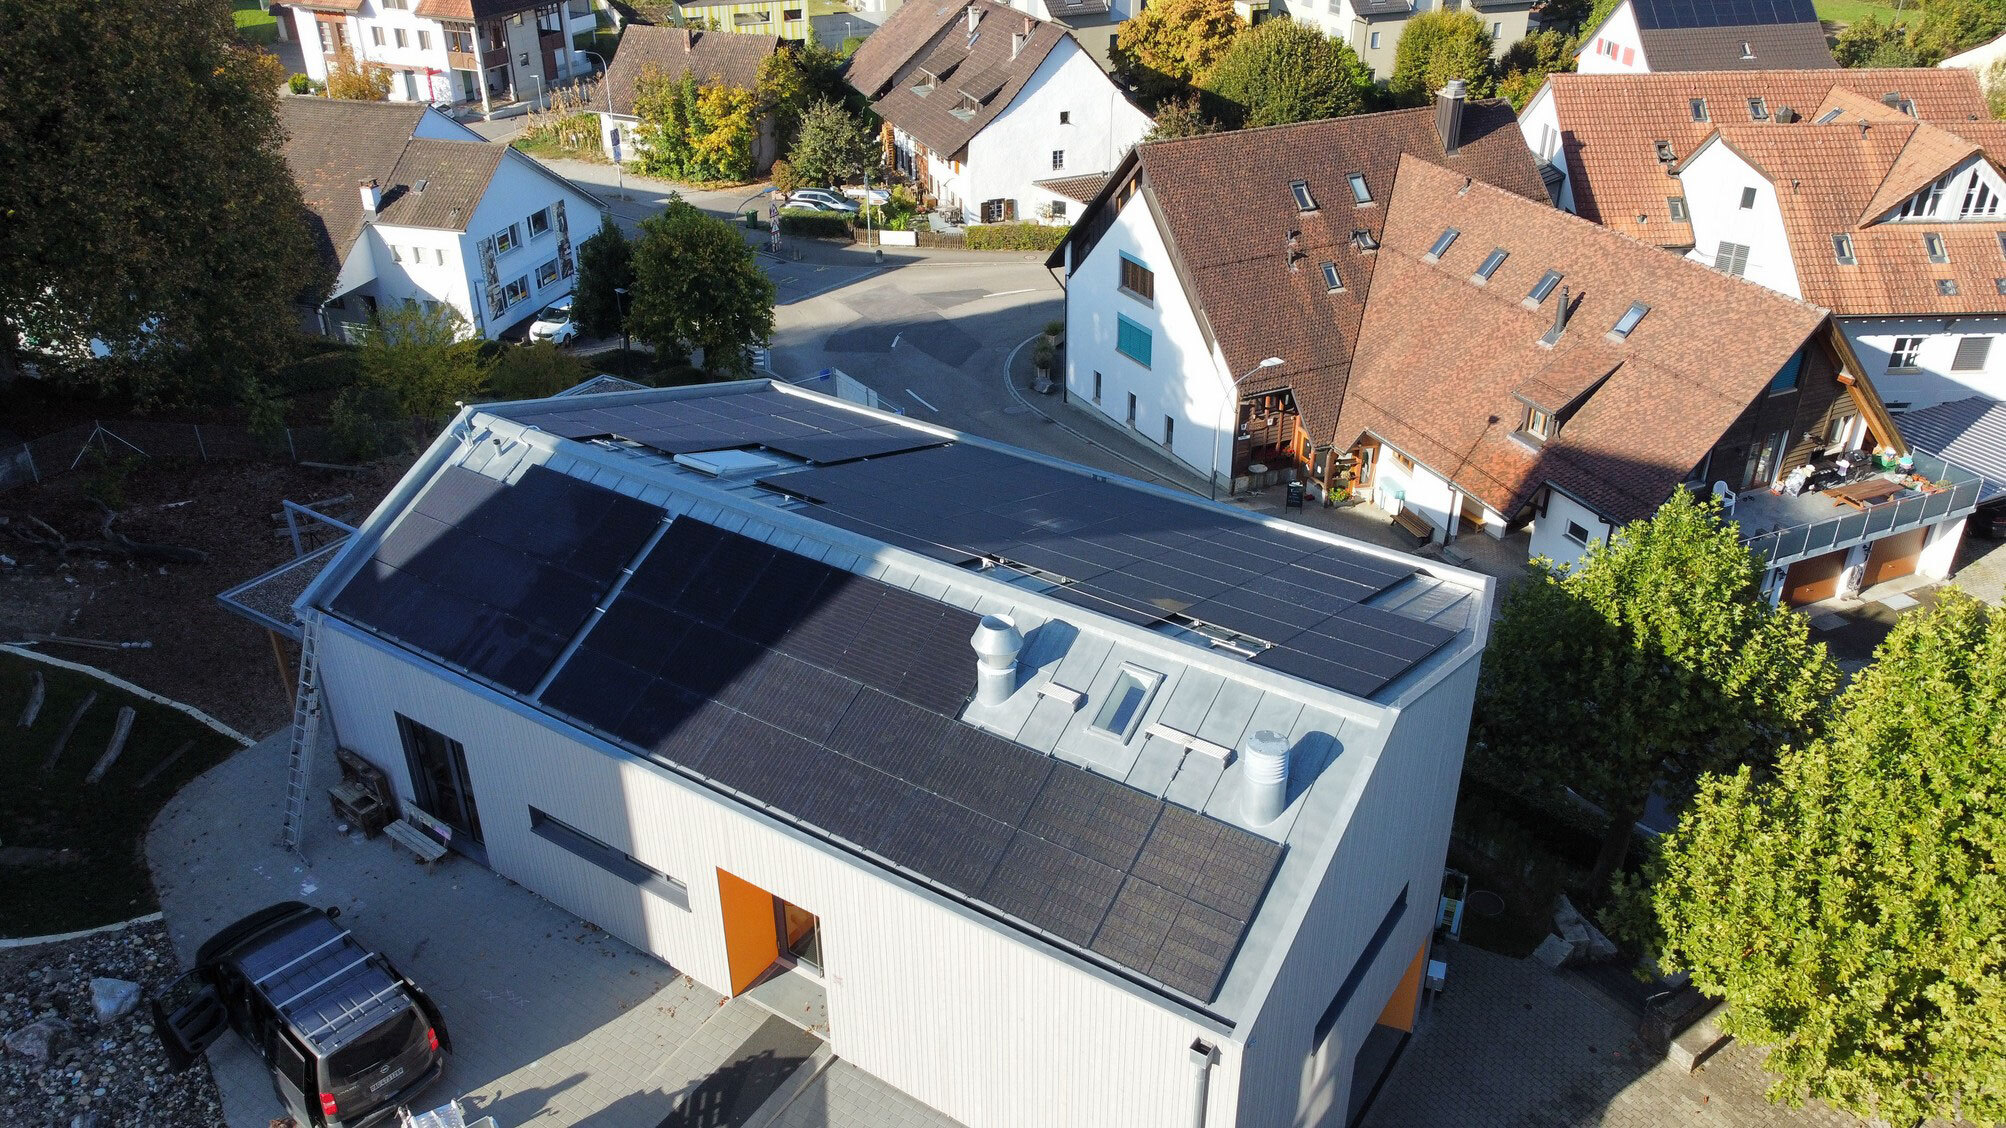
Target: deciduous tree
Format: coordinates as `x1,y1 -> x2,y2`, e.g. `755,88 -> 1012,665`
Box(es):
0,0 -> 329,404
1389,9 -> 1496,105
1110,0 -> 1246,103
788,98 -> 874,187
628,196 -> 775,375
634,70 -> 761,183
1833,13 -> 1931,67
1468,489 -> 1838,893
327,46 -> 393,100
1202,20 -> 1373,128
1495,28 -> 1575,110
1143,94 -> 1219,141
1638,591 -> 2006,1128
572,214 -> 633,339
353,303 -> 484,422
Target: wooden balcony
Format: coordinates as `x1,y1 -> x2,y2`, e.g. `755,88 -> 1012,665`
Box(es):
446,49 -> 478,71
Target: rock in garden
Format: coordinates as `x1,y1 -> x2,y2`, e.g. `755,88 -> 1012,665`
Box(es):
5,1016 -> 73,1065
1553,895 -> 1620,962
88,979 -> 141,1024
1532,932 -> 1576,971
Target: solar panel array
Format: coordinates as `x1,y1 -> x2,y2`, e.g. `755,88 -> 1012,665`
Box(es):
539,518 -> 1286,1002
759,444 -> 1459,698
501,388 -> 950,465
329,466 -> 661,693
1629,0 -> 1817,29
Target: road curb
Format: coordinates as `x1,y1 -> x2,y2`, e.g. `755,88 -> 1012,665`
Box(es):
0,911 -> 166,949
998,336 -> 1201,496
0,644 -> 255,747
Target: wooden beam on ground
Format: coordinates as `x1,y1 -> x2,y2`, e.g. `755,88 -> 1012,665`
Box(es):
136,739 -> 195,790
268,630 -> 294,703
18,670 -> 45,727
85,706 -> 137,784
41,690 -> 98,772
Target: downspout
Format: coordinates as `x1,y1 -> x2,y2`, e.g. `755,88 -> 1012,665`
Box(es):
1188,1038 -> 1219,1128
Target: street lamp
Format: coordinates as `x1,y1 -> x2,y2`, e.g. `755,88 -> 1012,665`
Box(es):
614,286 -> 630,368
1213,357 -> 1283,501
576,50 -> 625,201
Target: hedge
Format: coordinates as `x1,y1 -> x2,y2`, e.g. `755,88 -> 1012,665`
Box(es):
965,222 -> 1070,252
778,209 -> 853,239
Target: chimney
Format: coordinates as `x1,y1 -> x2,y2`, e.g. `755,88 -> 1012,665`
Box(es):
970,614 -> 1023,707
358,178 -> 381,218
1435,78 -> 1467,156
1541,285 -> 1570,345
1775,105 -> 1798,124
683,27 -> 694,48
1240,729 -> 1291,825
967,3 -> 980,34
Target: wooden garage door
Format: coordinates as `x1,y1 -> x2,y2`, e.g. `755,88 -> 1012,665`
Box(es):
1783,549 -> 1848,605
1863,527 -> 1928,589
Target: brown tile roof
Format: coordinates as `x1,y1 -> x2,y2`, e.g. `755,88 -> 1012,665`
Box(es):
1544,69 -> 1988,247
1696,119 -> 2006,315
847,0 -> 972,98
1034,173 -> 1108,202
278,99 -> 500,266
290,0 -> 366,11
412,0 -> 542,19
600,26 -> 781,114
1635,24 -> 1836,71
864,2 -> 1069,157
1337,155 -> 1830,524
1129,100 -> 1548,448
1812,87 -> 1917,125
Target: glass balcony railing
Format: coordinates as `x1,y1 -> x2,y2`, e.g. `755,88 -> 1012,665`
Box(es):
1737,450 -> 1984,570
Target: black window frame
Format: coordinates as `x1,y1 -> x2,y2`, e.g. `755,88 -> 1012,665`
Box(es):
529,806 -> 690,908
1311,885 -> 1409,1047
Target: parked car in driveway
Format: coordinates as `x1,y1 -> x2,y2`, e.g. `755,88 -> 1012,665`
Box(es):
786,188 -> 860,213
529,298 -> 578,345
841,185 -> 891,205
154,902 -> 451,1128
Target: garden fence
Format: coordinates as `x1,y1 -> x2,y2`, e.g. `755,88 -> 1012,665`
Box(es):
0,419 -> 353,494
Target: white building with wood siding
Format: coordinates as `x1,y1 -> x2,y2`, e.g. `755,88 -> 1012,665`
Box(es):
291,380 -> 1493,1128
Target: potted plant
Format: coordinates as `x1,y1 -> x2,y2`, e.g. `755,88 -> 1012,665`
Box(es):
1043,319 -> 1063,349
1032,339 -> 1055,393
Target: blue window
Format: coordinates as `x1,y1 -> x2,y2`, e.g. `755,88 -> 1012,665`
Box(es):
1768,351 -> 1803,394
1116,315 -> 1152,368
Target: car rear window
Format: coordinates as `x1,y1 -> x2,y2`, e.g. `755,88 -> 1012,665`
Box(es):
327,1007 -> 421,1082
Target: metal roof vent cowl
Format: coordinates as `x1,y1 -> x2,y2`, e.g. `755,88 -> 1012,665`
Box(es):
1241,729 -> 1291,825
970,614 -> 1023,707
1435,78 -> 1467,156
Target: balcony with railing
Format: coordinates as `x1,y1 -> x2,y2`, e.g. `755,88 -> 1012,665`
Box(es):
1734,450 -> 1983,570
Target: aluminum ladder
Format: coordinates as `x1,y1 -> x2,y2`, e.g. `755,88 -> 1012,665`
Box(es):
280,617 -> 322,857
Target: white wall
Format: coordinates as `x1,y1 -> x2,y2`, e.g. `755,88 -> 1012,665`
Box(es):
1368,443 -> 1458,544
1677,141 -> 1801,296
1527,487 -> 1612,569
1064,189 -> 1236,479
1516,85 -> 1573,210
963,37 -> 1151,224
1576,0 -> 1646,73
1844,318 -> 2006,409
352,0 -> 458,103
1942,30 -> 2006,81
291,10 -> 332,81
1919,516 -> 1968,579
457,154 -> 607,336
360,223 -> 474,321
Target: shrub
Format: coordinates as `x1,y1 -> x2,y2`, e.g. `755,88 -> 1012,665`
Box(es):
965,222 -> 1070,252
287,73 -> 324,95
778,208 -> 854,238
487,342 -> 590,400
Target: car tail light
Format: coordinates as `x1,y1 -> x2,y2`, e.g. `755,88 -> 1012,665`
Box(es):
426,1027 -> 439,1053
320,1092 -> 339,1117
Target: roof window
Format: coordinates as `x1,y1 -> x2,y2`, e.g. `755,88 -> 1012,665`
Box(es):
1321,261 -> 1344,292
1816,107 -> 1843,124
1997,232 -> 2006,258
1925,232 -> 1949,263
1938,278 -> 1960,296
1748,97 -> 1769,121
1832,233 -> 1856,265
1290,180 -> 1317,211
1348,173 -> 1372,204
1525,269 -> 1563,306
1351,228 -> 1379,252
1995,278 -> 2006,294
1609,301 -> 1650,338
1473,247 -> 1508,282
1424,227 -> 1460,261
1653,140 -> 1675,163
1689,98 -> 1709,122
1090,665 -> 1160,741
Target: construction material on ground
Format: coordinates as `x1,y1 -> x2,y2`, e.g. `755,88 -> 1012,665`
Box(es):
18,669 -> 44,727
29,634 -> 153,651
42,690 -> 98,772
136,739 -> 196,790
85,706 -> 138,784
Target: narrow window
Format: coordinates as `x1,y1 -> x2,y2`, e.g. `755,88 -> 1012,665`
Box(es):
371,26 -> 385,46
1321,261 -> 1344,292
1832,233 -> 1856,265
1369,30 -> 1380,48
1163,415 -> 1175,446
1290,180 -> 1317,211
1424,227 -> 1459,261
1052,150 -> 1065,170
1925,232 -> 1948,263
1092,371 -> 1102,404
1473,248 -> 1508,281
1348,173 -> 1372,204
418,29 -> 431,50
1523,405 -> 1555,439
1748,97 -> 1768,121
1059,110 -> 1070,124
1769,351 -> 1802,393
1938,278 -> 1960,296
1690,98 -> 1709,122
1126,392 -> 1137,425
1739,186 -> 1758,210
1668,196 -> 1688,222
1092,666 -> 1161,740
1952,336 -> 1992,371
395,28 -> 408,48
529,807 -> 689,908
1525,269 -> 1563,305
1609,301 -> 1650,338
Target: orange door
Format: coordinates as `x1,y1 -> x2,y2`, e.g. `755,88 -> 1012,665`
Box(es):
1783,550 -> 1847,605
1862,528 -> 1928,589
717,869 -> 780,995
1375,941 -> 1428,1034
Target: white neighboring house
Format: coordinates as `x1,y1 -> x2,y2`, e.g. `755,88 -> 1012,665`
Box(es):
1287,0 -> 1538,81
592,26 -> 782,173
287,0 -> 612,114
1941,30 -> 2006,90
846,0 -> 1151,225
278,98 -> 609,340
1573,0 -> 1834,73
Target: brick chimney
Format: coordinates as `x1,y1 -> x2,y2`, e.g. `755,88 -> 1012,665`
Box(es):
683,26 -> 694,48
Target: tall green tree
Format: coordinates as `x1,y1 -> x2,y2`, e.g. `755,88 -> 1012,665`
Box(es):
0,0 -> 328,404
1389,9 -> 1497,105
1496,28 -> 1576,111
573,214 -> 633,339
1638,592 -> 2006,1128
628,195 -> 774,375
788,98 -> 874,187
1110,0 -> 1247,104
1202,20 -> 1373,128
1468,489 -> 1838,892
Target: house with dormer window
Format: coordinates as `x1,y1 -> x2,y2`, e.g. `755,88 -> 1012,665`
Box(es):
846,0 -> 1150,225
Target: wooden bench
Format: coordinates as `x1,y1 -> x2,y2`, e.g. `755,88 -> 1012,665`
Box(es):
1392,507 -> 1434,542
384,807 -> 452,871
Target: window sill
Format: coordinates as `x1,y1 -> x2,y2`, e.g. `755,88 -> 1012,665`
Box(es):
1117,287 -> 1153,307
1885,366 -> 1923,375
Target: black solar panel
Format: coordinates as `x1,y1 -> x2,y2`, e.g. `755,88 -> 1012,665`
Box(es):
504,388 -> 951,467
1630,0 -> 1817,27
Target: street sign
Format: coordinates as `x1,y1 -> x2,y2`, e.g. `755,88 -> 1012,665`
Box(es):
609,130 -> 622,164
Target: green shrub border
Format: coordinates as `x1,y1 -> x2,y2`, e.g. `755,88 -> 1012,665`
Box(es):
965,222 -> 1070,252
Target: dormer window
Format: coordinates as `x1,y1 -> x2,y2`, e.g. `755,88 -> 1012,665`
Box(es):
1525,269 -> 1563,306
1424,227 -> 1459,261
1898,175 -> 1951,220
1473,247 -> 1508,282
1690,98 -> 1709,122
1925,232 -> 1949,263
1321,262 -> 1344,292
1748,97 -> 1769,121
1519,404 -> 1556,442
1833,233 -> 1857,265
1653,140 -> 1675,162
1609,301 -> 1650,339
1959,170 -> 1999,218
1291,180 -> 1317,211
1348,173 -> 1371,204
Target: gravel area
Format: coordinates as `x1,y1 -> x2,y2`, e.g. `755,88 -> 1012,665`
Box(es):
0,920 -> 224,1128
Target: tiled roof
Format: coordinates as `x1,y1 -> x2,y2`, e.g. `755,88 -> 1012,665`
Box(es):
1130,100 -> 1548,448
1034,173 -> 1109,202
600,26 -> 781,114
1895,396 -> 2006,501
1636,24 -> 1836,71
412,0 -> 542,18
278,99 -> 499,266
847,0 -> 973,97
290,0 -> 365,11
1336,156 -> 1829,524
1544,69 -> 1988,246
864,2 -> 1069,157
1699,119 -> 2006,315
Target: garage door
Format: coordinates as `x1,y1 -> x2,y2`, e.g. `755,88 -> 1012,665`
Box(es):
1783,549 -> 1848,605
1862,527 -> 1928,589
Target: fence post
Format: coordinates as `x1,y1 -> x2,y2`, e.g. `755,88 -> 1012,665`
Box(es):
286,427 -> 298,462
194,424 -> 207,461
25,445 -> 39,484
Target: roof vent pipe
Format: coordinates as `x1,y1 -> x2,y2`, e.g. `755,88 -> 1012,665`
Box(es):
1241,729 -> 1291,825
1435,78 -> 1467,156
970,614 -> 1023,707
967,3 -> 981,33
1541,285 -> 1570,345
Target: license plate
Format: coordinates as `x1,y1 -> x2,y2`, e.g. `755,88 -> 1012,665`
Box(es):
369,1067 -> 407,1093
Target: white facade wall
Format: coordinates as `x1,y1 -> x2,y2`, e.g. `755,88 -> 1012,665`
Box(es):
352,0 -> 459,103
314,619 -> 1249,1128
1575,0 -> 1646,73
358,223 -> 476,321
1368,444 -> 1458,544
1678,143 -> 1801,297
1527,487 -> 1613,569
1843,317 -> 2006,409
291,9 -> 333,81
458,156 -> 605,335
1516,85 -> 1573,210
1064,195 -> 1236,479
1940,30 -> 2006,82
1918,515 -> 1968,578
962,40 -> 1151,224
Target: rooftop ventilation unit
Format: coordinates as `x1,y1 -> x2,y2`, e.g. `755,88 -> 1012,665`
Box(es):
970,614 -> 1022,707
1241,729 -> 1291,825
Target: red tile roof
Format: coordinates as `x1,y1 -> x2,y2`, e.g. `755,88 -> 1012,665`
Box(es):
1336,156 -> 1830,524
1543,69 -> 1989,247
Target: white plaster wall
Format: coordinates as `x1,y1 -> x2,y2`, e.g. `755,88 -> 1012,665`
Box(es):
459,154 -> 608,335
1919,516 -> 1968,578
1576,0 -> 1645,73
1844,318 -> 2006,408
291,9 -> 332,80
360,222 -> 475,323
1368,445 -> 1457,543
1528,488 -> 1613,569
1516,84 -> 1573,211
1678,142 -> 1801,297
963,38 -> 1151,224
352,0 -> 458,102
1064,190 -> 1235,479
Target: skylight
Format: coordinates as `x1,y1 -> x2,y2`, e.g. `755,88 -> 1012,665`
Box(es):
1526,269 -> 1563,305
1473,248 -> 1508,281
1321,262 -> 1344,292
1291,180 -> 1317,211
1348,173 -> 1371,204
1833,233 -> 1856,265
1748,97 -> 1769,121
1816,108 -> 1842,124
1609,301 -> 1650,338
1925,232 -> 1949,263
1689,98 -> 1709,122
1938,278 -> 1960,296
1424,227 -> 1460,261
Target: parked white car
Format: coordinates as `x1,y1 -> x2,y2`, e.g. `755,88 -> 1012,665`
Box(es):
841,186 -> 891,205
529,298 -> 578,345
786,189 -> 860,214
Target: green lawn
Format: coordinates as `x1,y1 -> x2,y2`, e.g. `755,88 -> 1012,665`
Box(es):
0,653 -> 241,936
232,0 -> 280,45
1814,0 -> 1902,26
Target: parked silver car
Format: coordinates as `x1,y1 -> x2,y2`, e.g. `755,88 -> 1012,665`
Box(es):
786,188 -> 860,214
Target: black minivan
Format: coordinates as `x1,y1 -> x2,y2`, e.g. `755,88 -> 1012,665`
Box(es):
154,902 -> 451,1127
